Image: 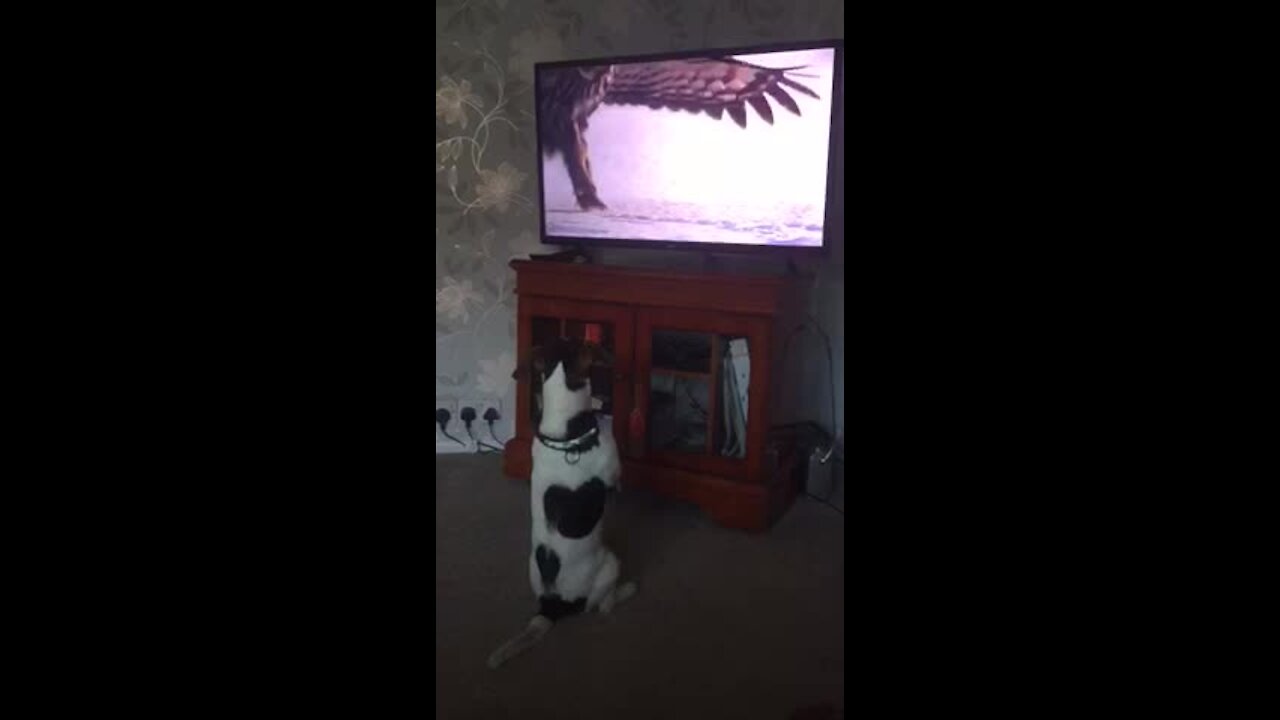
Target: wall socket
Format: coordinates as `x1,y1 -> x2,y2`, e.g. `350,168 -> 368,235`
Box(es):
460,397 -> 502,447
435,398 -> 471,453
460,397 -> 501,421
437,397 -> 505,454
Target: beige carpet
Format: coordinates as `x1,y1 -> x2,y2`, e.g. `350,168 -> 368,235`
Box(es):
436,454 -> 844,720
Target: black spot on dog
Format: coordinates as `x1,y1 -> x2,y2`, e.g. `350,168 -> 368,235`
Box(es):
564,411 -> 601,451
534,544 -> 560,587
561,366 -> 588,391
526,337 -> 609,392
544,478 -> 608,539
538,594 -> 587,621
540,338 -> 590,390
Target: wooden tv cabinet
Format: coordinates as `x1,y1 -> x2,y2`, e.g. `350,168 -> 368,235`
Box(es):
502,259 -> 809,532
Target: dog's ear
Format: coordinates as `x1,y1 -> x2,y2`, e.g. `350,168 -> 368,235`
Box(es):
574,342 -> 591,371
584,341 -> 613,367
566,341 -> 612,384
512,346 -> 547,380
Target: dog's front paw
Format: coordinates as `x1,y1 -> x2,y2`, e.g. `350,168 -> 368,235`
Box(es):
616,581 -> 637,604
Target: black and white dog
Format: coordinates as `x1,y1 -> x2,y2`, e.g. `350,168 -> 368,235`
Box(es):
488,337 -> 636,669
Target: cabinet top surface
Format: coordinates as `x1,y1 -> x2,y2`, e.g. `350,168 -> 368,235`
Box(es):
510,260 -> 796,287
510,260 -> 805,316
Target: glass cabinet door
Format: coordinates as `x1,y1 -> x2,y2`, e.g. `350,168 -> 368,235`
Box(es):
517,298 -> 633,457
647,329 -> 750,459
530,315 -> 617,419
636,308 -> 766,479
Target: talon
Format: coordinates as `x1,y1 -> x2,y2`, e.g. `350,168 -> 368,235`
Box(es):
577,192 -> 608,211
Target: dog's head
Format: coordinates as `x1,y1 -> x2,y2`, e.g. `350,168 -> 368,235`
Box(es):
512,337 -> 612,396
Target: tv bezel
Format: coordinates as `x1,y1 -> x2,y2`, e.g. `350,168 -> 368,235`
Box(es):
533,38 -> 844,257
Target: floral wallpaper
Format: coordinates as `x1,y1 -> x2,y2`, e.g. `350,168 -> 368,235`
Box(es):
436,0 -> 845,445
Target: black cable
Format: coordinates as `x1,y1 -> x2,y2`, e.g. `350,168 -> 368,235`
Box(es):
803,457 -> 844,515
465,423 -> 503,453
805,491 -> 844,515
816,457 -> 842,505
458,408 -> 501,452
460,407 -> 477,436
776,313 -> 843,515
778,317 -> 839,456
484,408 -> 506,446
435,408 -> 466,447
459,407 -> 502,452
487,421 -> 505,446
805,312 -> 838,457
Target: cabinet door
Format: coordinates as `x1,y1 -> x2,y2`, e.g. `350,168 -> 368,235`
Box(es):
635,307 -> 770,481
516,297 -> 634,456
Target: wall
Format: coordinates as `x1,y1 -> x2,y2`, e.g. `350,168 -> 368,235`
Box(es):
436,0 -> 845,451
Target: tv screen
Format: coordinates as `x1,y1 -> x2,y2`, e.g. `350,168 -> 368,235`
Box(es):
535,41 -> 842,253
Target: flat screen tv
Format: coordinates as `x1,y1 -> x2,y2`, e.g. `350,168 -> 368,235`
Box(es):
534,40 -> 843,255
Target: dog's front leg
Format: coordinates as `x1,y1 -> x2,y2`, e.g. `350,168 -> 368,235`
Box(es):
603,456 -> 623,493
586,549 -> 620,612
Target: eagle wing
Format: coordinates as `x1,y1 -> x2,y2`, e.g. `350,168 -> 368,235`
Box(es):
602,57 -> 820,128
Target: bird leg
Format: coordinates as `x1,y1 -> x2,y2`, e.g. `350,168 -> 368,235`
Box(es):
566,121 -> 607,211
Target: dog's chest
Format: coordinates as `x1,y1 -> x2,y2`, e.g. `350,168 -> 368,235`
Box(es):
531,447 -> 613,540
530,417 -> 618,545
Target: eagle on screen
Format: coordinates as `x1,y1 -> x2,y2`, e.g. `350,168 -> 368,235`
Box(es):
538,58 -> 820,211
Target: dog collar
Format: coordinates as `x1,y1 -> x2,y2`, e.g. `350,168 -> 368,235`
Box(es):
536,414 -> 600,464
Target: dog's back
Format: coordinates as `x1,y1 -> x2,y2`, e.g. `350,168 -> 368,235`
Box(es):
530,412 -> 618,597
489,340 -> 634,669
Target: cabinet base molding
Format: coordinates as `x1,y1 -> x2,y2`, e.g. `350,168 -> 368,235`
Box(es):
502,440 -> 803,532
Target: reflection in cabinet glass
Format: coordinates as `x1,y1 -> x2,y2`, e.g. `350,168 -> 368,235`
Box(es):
530,315 -> 615,423
507,260 -> 809,531
649,330 -> 749,459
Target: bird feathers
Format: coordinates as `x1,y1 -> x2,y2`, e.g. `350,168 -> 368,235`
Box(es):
600,57 -> 819,128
